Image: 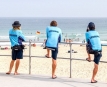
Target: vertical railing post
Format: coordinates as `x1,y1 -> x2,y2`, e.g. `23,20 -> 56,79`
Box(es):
70,43 -> 72,78
29,40 -> 31,74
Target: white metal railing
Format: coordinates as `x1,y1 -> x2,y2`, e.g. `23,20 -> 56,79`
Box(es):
0,40 -> 107,78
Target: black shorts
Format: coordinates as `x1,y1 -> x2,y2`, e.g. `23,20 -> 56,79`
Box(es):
46,47 -> 58,60
51,48 -> 58,60
12,49 -> 23,60
94,52 -> 102,64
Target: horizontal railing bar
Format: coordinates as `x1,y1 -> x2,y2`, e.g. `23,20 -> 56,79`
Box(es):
0,55 -> 29,57
71,58 -> 107,63
0,40 -> 29,42
0,41 -> 107,46
31,56 -> 70,59
30,56 -> 107,63
0,55 -> 107,63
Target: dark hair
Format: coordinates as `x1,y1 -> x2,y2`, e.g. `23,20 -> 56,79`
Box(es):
50,20 -> 57,26
86,29 -> 89,32
86,27 -> 89,32
88,22 -> 95,30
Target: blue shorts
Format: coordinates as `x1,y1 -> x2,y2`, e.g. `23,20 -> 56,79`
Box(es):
12,49 -> 23,60
94,52 -> 102,64
51,48 -> 58,60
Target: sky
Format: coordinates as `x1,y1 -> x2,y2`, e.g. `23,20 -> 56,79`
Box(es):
0,0 -> 107,17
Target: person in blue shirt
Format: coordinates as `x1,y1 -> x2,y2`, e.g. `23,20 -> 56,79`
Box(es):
6,21 -> 25,75
46,20 -> 62,79
85,22 -> 102,83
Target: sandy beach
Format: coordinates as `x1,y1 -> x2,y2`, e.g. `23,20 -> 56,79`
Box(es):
0,44 -> 107,82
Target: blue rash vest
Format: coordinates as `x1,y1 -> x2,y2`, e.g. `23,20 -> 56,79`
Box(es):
85,30 -> 102,51
46,26 -> 62,48
9,29 -> 25,47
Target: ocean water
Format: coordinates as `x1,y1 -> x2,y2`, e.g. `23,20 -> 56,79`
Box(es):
0,17 -> 107,41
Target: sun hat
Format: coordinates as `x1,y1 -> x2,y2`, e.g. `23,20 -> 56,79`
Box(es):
12,21 -> 21,27
88,22 -> 95,29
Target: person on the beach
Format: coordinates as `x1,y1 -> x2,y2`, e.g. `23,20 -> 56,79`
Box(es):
64,38 -> 65,42
42,39 -> 46,48
69,39 -> 72,46
6,21 -> 25,75
45,20 -> 62,79
85,22 -> 102,83
86,27 -> 91,62
63,38 -> 66,46
65,39 -> 69,46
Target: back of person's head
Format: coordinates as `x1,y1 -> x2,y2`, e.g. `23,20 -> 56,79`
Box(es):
12,21 -> 21,30
50,20 -> 57,26
88,22 -> 95,30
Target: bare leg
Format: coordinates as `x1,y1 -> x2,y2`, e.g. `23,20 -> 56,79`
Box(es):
6,60 -> 15,74
14,59 -> 20,75
46,49 -> 50,57
88,53 -> 91,60
52,59 -> 57,78
91,63 -> 98,82
86,53 -> 91,62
